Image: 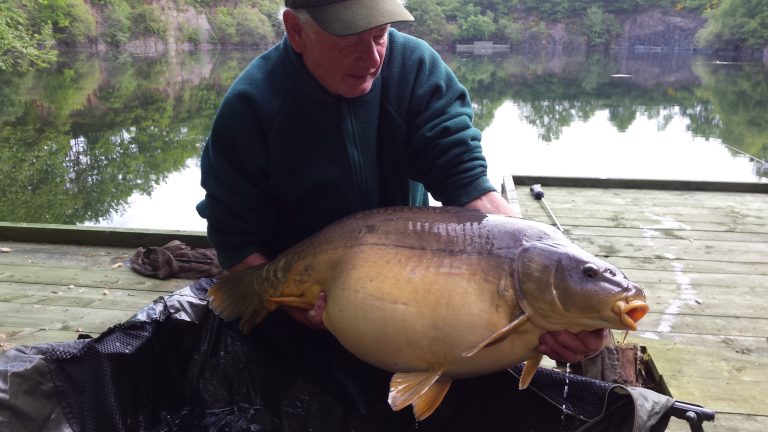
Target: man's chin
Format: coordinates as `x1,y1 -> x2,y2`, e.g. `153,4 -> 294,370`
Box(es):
337,80 -> 375,98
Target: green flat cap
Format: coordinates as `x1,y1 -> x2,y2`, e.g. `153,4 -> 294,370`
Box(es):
285,0 -> 414,36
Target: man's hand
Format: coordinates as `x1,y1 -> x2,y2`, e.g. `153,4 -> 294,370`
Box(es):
537,329 -> 608,363
282,292 -> 327,330
463,191 -> 522,218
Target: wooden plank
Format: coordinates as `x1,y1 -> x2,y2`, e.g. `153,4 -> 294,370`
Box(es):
606,256 -> 768,276
519,187 -> 768,209
0,222 -> 210,248
526,201 -> 768,219
522,205 -> 767,229
0,302 -> 143,334
637,337 -> 768,416
566,226 -> 768,243
0,327 -> 84,351
0,282 -> 164,311
641,283 -> 767,318
0,263 -> 192,292
620,268 -> 768,289
571,237 -> 768,263
512,176 -> 768,193
637,313 -> 767,338
521,215 -> 766,233
0,242 -> 135,269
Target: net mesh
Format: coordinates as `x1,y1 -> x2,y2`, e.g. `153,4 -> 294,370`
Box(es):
43,278 -> 637,432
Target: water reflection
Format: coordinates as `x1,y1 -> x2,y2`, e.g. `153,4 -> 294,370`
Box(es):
0,49 -> 765,230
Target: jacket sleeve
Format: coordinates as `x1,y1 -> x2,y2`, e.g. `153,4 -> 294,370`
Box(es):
392,33 -> 495,206
197,84 -> 277,269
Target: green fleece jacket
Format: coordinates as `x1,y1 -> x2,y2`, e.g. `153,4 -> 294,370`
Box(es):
197,29 -> 494,268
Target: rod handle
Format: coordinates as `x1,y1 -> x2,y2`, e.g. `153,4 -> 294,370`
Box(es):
530,184 -> 545,200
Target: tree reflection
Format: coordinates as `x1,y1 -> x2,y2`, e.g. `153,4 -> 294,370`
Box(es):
0,50 -> 259,225
451,51 -> 768,172
0,49 -> 766,227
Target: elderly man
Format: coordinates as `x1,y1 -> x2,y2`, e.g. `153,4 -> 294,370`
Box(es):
197,0 -> 606,426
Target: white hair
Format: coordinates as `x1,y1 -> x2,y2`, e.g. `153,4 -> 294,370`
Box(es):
279,7 -> 311,27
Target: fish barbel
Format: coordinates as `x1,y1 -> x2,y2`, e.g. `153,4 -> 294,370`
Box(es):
208,206 -> 649,420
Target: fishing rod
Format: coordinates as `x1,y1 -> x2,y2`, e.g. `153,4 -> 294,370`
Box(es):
529,184 -> 564,233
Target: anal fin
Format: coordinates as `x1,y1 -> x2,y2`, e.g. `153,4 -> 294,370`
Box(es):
519,353 -> 543,390
388,371 -> 452,421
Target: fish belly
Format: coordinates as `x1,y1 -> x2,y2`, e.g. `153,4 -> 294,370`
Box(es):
321,245 -> 539,377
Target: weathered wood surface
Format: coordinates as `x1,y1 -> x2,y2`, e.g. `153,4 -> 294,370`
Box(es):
0,242 -> 190,350
509,178 -> 768,432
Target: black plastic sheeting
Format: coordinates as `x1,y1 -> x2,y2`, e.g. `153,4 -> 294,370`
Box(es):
1,279 -> 675,432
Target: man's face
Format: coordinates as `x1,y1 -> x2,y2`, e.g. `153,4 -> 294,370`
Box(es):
286,13 -> 389,98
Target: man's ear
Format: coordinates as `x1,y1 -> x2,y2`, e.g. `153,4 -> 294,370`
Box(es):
283,9 -> 308,53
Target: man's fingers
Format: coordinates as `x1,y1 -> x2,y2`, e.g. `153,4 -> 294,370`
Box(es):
537,329 -> 608,363
537,332 -> 584,363
578,328 -> 608,355
307,292 -> 327,328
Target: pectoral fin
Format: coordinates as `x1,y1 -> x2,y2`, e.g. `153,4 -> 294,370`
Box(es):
463,314 -> 530,357
208,267 -> 277,333
519,353 -> 543,390
388,371 -> 452,421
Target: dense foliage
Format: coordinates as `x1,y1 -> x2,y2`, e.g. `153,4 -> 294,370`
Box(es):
1,0 -> 767,71
0,2 -> 57,70
696,0 -> 768,51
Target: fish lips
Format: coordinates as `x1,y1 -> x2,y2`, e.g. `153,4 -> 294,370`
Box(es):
613,298 -> 649,331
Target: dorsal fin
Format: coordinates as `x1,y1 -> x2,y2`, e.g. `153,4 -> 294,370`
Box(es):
462,314 -> 530,357
388,371 -> 452,420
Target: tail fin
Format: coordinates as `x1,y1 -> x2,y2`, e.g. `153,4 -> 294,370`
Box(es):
208,266 -> 277,333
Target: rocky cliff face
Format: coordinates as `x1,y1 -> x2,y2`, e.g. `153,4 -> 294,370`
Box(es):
613,8 -> 706,51
92,5 -> 761,58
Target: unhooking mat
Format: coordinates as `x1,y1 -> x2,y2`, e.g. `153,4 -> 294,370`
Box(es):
0,278 -> 675,432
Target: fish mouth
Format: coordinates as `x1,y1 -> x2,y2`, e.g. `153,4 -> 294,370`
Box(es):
613,299 -> 649,331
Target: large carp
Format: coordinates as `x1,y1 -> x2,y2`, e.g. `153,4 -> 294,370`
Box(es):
208,206 -> 648,420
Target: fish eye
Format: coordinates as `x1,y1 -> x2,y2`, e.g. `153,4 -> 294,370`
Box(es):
582,263 -> 600,279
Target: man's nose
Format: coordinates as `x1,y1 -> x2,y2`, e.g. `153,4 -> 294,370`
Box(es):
354,37 -> 382,69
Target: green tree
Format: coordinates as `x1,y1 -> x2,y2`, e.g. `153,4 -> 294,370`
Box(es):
0,2 -> 57,71
131,4 -> 167,38
27,0 -> 96,45
398,0 -> 456,45
582,5 -> 616,47
102,0 -> 130,46
696,0 -> 768,50
458,13 -> 495,40
233,6 -> 274,45
209,6 -> 274,46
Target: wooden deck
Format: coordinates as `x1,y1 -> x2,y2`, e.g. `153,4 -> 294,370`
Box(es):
505,177 -> 768,432
1,177 -> 767,431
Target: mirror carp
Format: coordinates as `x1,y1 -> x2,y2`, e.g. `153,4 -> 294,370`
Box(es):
208,206 -> 649,420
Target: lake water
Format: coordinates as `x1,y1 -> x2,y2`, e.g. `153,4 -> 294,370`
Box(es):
1,49 -> 766,232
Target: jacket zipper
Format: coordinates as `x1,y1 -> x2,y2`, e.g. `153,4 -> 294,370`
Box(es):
342,101 -> 368,210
